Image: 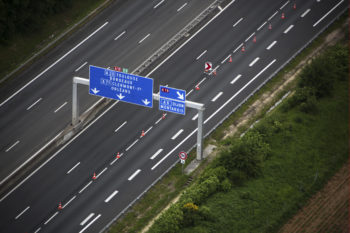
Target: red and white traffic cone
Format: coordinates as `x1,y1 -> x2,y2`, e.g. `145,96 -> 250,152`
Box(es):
92,172 -> 96,180
253,36 -> 256,43
281,12 -> 285,19
195,85 -> 200,90
268,23 -> 272,30
116,152 -> 120,159
141,130 -> 145,137
293,3 -> 296,9
213,70 -> 217,76
162,113 -> 166,119
229,56 -> 232,63
58,202 -> 62,210
241,45 -> 245,52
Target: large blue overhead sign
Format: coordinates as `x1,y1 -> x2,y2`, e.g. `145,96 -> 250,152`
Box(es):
159,85 -> 186,115
89,65 -> 153,108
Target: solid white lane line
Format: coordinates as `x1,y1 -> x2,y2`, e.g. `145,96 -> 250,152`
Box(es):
79,181 -> 92,194
233,43 -> 243,53
54,101 -> 67,113
105,190 -> 119,203
268,11 -> 278,21
126,139 -> 139,151
34,227 -> 41,233
171,129 -> 184,140
110,153 -> 123,165
145,126 -> 153,134
280,0 -> 289,10
230,74 -> 242,84
26,98 -> 42,110
211,92 -> 223,102
5,140 -> 19,152
154,0 -> 165,9
0,22 -> 108,108
218,6 -> 223,11
301,8 -> 311,18
128,169 -> 141,181
233,17 -> 243,27
205,59 -> 277,124
177,2 -> 188,12
196,50 -> 207,60
75,62 -> 87,72
79,214 -> 101,233
192,113 -> 198,121
196,77 -> 206,87
155,117 -> 162,125
249,57 -> 260,67
115,121 -> 127,133
266,41 -> 277,50
62,195 -> 76,208
186,89 -> 193,96
245,32 -> 255,42
138,33 -> 150,44
44,211 -> 58,225
284,24 -> 294,34
257,21 -> 267,31
80,213 -> 95,226
221,54 -> 231,64
15,206 -> 30,220
96,167 -> 107,179
313,0 -> 344,27
67,162 -> 80,174
114,31 -> 126,41
150,149 -> 163,160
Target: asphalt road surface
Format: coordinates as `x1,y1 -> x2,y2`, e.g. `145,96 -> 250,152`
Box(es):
0,0 -> 347,232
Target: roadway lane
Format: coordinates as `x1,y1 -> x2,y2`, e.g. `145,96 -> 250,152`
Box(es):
0,0 -> 346,232
0,0 -> 216,184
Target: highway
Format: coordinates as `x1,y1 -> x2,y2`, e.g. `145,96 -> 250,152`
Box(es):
0,0 -> 216,185
0,0 -> 347,232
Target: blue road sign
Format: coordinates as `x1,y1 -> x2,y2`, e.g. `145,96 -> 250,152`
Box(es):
89,65 -> 153,108
159,85 -> 186,115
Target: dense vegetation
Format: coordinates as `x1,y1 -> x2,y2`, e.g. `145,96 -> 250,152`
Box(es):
0,0 -> 73,44
148,44 -> 348,233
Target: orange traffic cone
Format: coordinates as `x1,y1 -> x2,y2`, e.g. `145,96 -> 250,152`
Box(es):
293,3 -> 296,9
229,56 -> 232,63
141,130 -> 145,137
58,202 -> 62,210
212,70 -> 217,76
268,23 -> 272,30
281,13 -> 285,19
116,152 -> 120,159
253,36 -> 256,43
92,172 -> 96,180
241,45 -> 245,52
195,85 -> 200,90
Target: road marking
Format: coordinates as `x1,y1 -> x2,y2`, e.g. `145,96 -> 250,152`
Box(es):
128,169 -> 141,181
44,211 -> 58,225
75,62 -> 87,72
126,139 -> 139,151
62,195 -> 76,208
0,22 -> 108,108
6,140 -> 19,152
145,126 -> 153,134
284,24 -> 294,34
177,2 -> 187,12
230,74 -> 242,84
266,40 -> 277,50
313,0 -> 344,27
221,54 -> 231,64
192,113 -> 198,121
34,227 -> 41,233
54,101 -> 67,113
26,98 -> 42,110
209,65 -> 219,75
79,181 -> 92,194
114,30 -> 126,41
96,167 -> 107,179
110,153 -> 123,165
233,17 -> 243,27
268,11 -> 278,21
67,162 -> 80,174
186,89 -> 193,96
233,43 -> 243,53
257,21 -> 267,31
249,57 -> 260,67
150,149 -> 163,160
171,129 -> 184,140
211,92 -> 223,102
245,32 -> 255,42
196,77 -> 206,87
154,0 -> 165,9
196,50 -> 207,60
80,213 -> 95,226
15,206 -> 30,220
104,190 -> 119,203
138,33 -> 150,44
280,0 -> 289,10
115,121 -> 127,133
155,117 -> 162,125
205,59 -> 277,124
218,6 -> 223,11
301,9 -> 311,18
79,214 -> 101,233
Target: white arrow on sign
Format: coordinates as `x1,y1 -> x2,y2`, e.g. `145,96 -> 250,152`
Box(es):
176,91 -> 184,100
117,93 -> 125,100
205,62 -> 212,71
91,88 -> 100,94
142,99 -> 150,105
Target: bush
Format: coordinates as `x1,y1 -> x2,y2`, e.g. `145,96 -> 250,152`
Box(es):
220,178 -> 232,192
149,204 -> 183,233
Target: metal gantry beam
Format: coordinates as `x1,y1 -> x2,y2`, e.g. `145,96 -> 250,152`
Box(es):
72,77 -> 205,160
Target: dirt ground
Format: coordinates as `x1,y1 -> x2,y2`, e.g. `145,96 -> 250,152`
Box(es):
279,163 -> 349,233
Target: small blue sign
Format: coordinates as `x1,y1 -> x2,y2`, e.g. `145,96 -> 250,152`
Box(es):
159,86 -> 186,101
159,85 -> 186,115
89,65 -> 153,108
